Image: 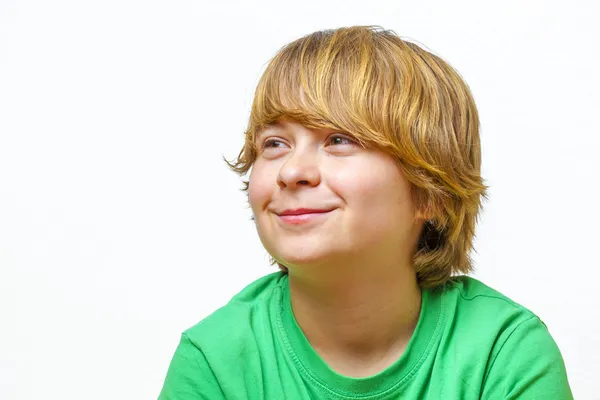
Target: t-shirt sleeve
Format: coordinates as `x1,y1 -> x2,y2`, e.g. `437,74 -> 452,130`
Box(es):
158,333 -> 225,400
481,315 -> 573,400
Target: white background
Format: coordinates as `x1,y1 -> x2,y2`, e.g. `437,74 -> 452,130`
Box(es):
1,0 -> 598,399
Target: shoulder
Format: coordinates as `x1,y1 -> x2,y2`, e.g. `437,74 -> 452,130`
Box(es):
443,275 -> 538,323
183,271 -> 286,350
446,275 -> 525,306
159,272 -> 287,399
440,275 -> 547,356
440,276 -> 573,398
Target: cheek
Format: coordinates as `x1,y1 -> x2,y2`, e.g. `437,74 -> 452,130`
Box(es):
329,160 -> 414,222
248,167 -> 274,213
247,179 -> 262,214
332,158 -> 406,198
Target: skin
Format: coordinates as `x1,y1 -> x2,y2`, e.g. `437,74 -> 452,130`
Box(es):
248,118 -> 428,377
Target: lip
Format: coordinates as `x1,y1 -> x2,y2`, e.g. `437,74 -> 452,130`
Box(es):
279,208 -> 333,216
276,208 -> 335,225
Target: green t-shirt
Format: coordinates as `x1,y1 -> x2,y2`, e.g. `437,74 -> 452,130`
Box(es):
158,272 -> 572,399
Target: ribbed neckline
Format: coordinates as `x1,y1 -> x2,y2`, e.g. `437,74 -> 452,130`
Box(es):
275,274 -> 444,399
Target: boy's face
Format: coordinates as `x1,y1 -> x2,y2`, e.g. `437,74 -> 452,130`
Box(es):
248,118 -> 425,270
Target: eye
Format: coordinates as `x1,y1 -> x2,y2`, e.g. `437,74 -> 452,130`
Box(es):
262,138 -> 287,149
327,134 -> 358,146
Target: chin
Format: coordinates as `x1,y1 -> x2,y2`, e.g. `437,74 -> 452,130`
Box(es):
275,251 -> 328,267
270,240 -> 353,269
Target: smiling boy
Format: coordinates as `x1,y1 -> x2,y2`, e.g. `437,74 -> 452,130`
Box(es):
158,25 -> 573,399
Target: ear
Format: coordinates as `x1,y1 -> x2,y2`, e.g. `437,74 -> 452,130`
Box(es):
413,194 -> 442,222
414,206 -> 435,222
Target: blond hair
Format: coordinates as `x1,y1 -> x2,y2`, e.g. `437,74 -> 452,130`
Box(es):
226,25 -> 488,289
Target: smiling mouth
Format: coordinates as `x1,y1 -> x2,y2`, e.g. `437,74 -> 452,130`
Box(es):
276,209 -> 334,225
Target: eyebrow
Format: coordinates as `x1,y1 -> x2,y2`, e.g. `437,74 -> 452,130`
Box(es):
255,122 -> 284,141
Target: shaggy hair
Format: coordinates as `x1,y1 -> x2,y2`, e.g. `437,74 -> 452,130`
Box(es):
226,25 -> 488,289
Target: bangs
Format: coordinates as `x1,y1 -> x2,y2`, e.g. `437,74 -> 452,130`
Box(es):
247,27 -> 404,151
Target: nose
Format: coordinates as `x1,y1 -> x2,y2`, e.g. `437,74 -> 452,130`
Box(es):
277,146 -> 321,189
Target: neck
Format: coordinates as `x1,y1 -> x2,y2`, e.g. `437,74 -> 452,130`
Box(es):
287,256 -> 422,374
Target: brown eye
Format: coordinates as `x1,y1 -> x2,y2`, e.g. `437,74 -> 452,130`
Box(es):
263,139 -> 286,149
327,135 -> 357,146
